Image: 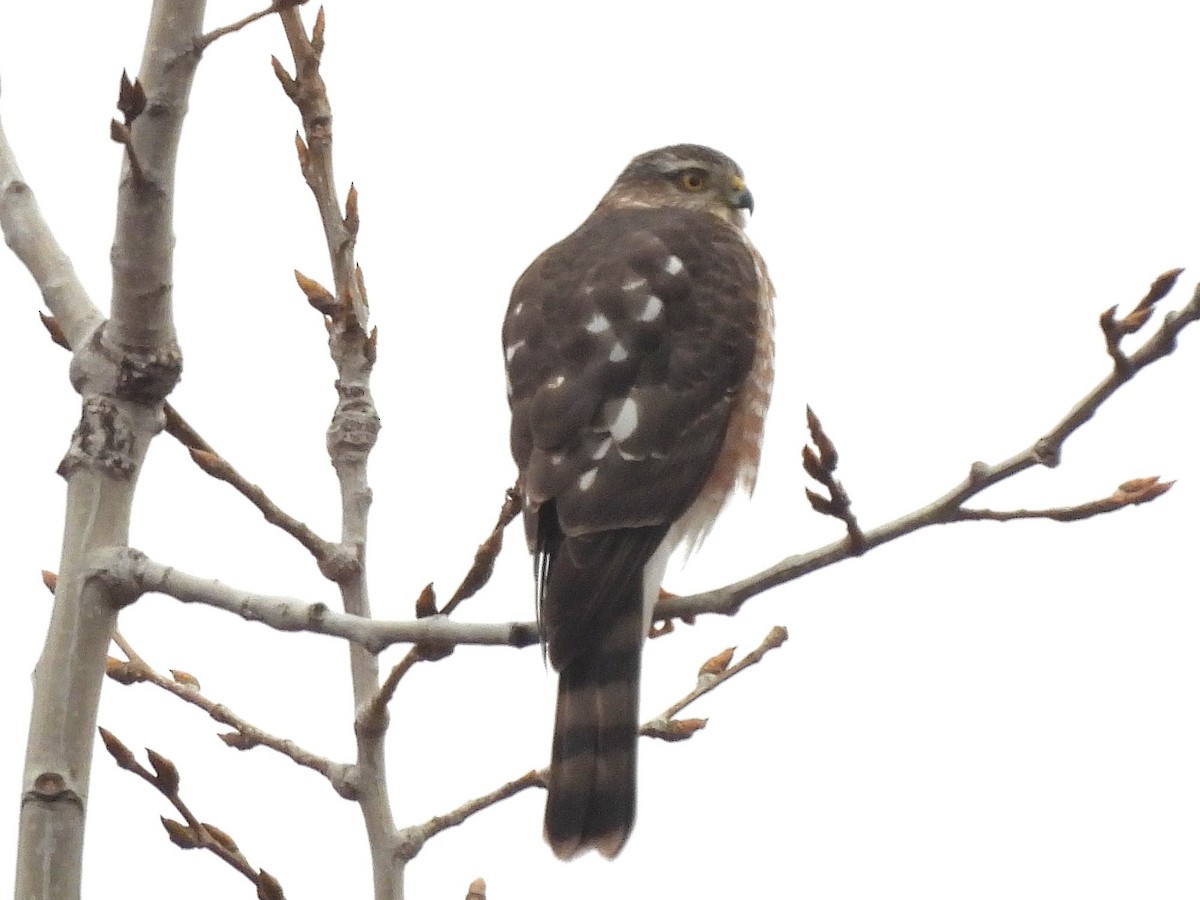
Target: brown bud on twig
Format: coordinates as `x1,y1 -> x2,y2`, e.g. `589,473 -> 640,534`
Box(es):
466,877 -> 487,900
293,131 -> 309,170
655,718 -> 707,742
1113,475 -> 1174,505
188,448 -> 233,480
116,70 -> 147,124
170,669 -> 201,690
105,657 -> 144,685
41,570 -> 57,593
271,56 -> 298,99
344,183 -> 359,235
1100,268 -> 1185,370
415,583 -> 438,618
257,869 -> 285,900
146,749 -> 180,795
109,120 -> 131,146
161,817 -> 200,850
38,313 -> 70,349
201,822 -> 240,853
97,727 -> 138,771
219,731 -> 261,751
294,270 -> 337,314
311,6 -> 326,57
699,647 -> 735,677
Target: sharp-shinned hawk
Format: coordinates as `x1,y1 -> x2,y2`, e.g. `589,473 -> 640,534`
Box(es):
502,144 -> 774,859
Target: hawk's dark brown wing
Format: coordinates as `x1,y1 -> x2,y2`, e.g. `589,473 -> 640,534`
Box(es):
503,205 -> 762,858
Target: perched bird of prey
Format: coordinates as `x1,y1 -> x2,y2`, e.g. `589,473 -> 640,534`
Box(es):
502,144 -> 774,859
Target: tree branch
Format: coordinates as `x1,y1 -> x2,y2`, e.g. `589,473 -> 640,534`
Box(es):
14,5 -> 205,898
397,628 -> 790,857
104,633 -> 356,799
642,626 -> 790,739
97,728 -> 286,898
0,94 -> 102,348
657,274 -> 1200,622
87,546 -> 542,652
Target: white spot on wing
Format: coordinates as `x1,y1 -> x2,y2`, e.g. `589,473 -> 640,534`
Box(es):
504,339 -> 525,362
638,295 -> 663,322
608,342 -> 629,362
578,468 -> 598,491
623,277 -> 647,292
550,452 -> 565,466
585,313 -> 611,334
664,255 -> 684,275
511,301 -> 524,317
591,436 -> 613,459
547,375 -> 565,389
603,397 -> 639,442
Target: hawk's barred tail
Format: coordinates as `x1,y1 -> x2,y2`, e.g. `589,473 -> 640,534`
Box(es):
544,600 -> 644,860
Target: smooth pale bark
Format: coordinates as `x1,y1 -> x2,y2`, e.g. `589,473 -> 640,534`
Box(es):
12,3 -> 204,897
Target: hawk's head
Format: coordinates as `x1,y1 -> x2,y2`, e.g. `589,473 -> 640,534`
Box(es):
599,144 -> 755,228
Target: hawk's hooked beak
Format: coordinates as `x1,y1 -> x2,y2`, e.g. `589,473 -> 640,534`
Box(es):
728,175 -> 754,215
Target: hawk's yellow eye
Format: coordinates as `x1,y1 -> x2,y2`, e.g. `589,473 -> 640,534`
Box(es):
676,169 -> 709,192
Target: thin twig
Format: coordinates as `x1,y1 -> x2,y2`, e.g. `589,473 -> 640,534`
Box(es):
802,407 -> 865,554
443,485 -> 523,614
97,727 -> 285,897
395,770 -> 547,861
361,486 -> 524,729
659,274 -> 1200,621
0,106 -> 103,348
956,476 -> 1173,522
398,626 -> 789,857
196,0 -> 307,51
105,635 -> 356,799
275,7 -> 398,895
87,546 -> 542,651
186,447 -> 355,580
643,626 -> 790,740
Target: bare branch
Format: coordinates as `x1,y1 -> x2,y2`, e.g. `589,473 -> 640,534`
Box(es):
643,626 -> 789,739
196,0 -> 308,51
395,770 -> 546,861
956,476 -> 1173,522
185,447 -> 355,580
87,546 -> 542,652
658,274 -> 1200,621
802,407 -> 865,554
97,727 -> 285,896
276,8 -> 394,892
443,485 -> 523,614
0,108 -> 102,348
402,628 -> 789,853
105,634 -> 356,799
15,5 -> 206,897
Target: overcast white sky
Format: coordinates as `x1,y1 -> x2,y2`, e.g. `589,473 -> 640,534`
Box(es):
3,2 -> 1199,898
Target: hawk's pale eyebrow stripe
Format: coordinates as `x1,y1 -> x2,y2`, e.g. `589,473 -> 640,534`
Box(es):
664,255 -> 684,275
585,313 -> 611,334
637,296 -> 663,322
